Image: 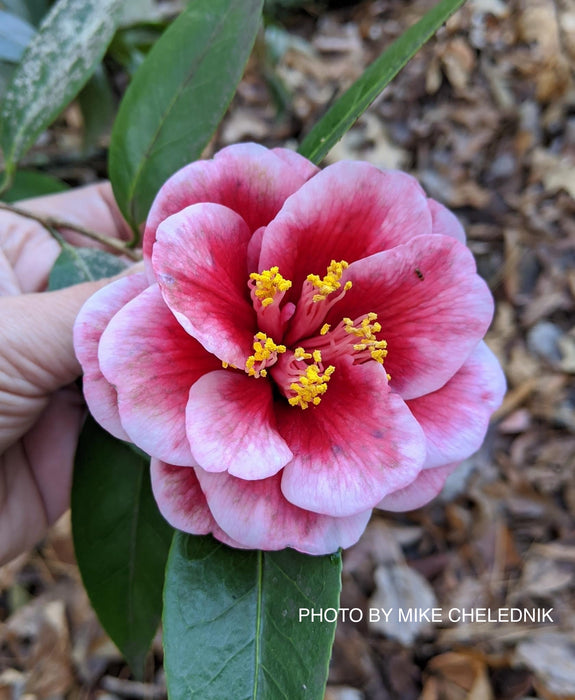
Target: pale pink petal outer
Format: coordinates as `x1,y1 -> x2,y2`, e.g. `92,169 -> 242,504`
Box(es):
277,358 -> 426,518
143,143 -> 319,271
150,459 -> 247,548
73,273 -> 149,440
407,341 -> 506,469
98,285 -> 220,465
377,463 -> 460,512
153,203 -> 256,367
195,470 -> 373,554
328,234 -> 494,400
186,370 -> 292,479
258,162 -> 432,299
429,199 -> 466,243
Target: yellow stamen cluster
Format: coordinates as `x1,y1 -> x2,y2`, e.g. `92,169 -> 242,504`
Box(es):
343,313 -> 388,364
289,364 -> 336,409
245,332 -> 286,377
294,347 -> 323,363
307,260 -> 352,302
249,266 -> 292,307
320,323 -> 330,335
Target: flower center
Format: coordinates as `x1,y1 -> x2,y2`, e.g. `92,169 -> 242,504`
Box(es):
271,347 -> 335,409
245,332 -> 286,378
249,266 -> 292,308
236,261 -> 389,407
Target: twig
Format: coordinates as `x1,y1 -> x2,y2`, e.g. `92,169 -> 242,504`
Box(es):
0,200 -> 141,261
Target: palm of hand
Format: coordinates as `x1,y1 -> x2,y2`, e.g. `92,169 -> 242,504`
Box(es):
0,183 -> 129,564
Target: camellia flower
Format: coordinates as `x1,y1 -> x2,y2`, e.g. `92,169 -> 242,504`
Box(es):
74,143 -> 505,555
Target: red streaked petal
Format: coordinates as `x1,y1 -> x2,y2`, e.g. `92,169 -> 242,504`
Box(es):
143,143 -> 318,267
278,358 -> 426,517
408,341 -> 506,468
377,463 -> 460,512
186,370 -> 292,479
153,203 -> 256,367
328,234 -> 494,400
195,469 -> 372,554
429,198 -> 466,242
74,273 -> 148,440
98,285 -> 220,464
258,162 -> 431,299
151,459 -> 247,548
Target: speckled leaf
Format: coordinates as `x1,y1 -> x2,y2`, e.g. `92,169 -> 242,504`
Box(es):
109,0 -> 263,231
298,0 -> 467,164
0,0 -> 122,179
48,244 -> 127,290
164,534 -> 342,700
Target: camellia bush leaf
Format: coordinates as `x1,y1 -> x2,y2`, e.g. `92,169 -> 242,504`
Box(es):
72,418 -> 173,678
0,170 -> 69,202
0,0 -> 123,183
48,243 -> 128,290
164,534 -> 342,699
109,0 -> 264,231
298,0 -> 467,163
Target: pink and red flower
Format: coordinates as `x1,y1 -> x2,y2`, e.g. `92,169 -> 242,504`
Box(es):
74,143 -> 505,554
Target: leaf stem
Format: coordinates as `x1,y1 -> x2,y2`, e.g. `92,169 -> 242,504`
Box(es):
0,200 -> 141,261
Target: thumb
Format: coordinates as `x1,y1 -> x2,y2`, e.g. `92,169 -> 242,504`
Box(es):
0,263 -> 143,394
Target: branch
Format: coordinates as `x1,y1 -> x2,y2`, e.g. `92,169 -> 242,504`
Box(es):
0,201 -> 142,261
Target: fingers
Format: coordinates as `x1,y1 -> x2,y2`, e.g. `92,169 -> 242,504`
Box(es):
0,386 -> 83,566
0,182 -> 134,292
0,272 -> 142,395
0,280 -> 106,455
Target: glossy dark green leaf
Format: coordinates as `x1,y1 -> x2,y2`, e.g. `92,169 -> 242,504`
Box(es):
48,244 -> 127,290
72,418 -> 173,678
1,170 -> 69,202
78,65 -> 115,152
298,0 -> 467,164
109,0 -> 263,231
164,534 -> 342,699
0,0 -> 123,180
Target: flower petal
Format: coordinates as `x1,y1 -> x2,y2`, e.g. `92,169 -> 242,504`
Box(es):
278,358 -> 426,517
407,341 -> 506,468
74,273 -> 148,440
329,234 -> 494,400
153,203 -> 256,367
98,285 -> 220,464
195,470 -> 372,554
143,142 -> 319,269
429,198 -> 466,242
186,370 -> 292,479
151,459 -> 247,548
377,463 -> 460,512
258,162 -> 432,297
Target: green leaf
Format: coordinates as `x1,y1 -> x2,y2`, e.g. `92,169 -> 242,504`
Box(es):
109,0 -> 264,231
0,0 -> 123,179
78,65 -> 115,152
298,0 -> 467,164
72,418 -> 173,678
164,534 -> 342,699
1,170 -> 69,202
48,244 -> 127,290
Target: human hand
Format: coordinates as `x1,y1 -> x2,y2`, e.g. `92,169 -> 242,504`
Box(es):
0,183 -> 134,565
